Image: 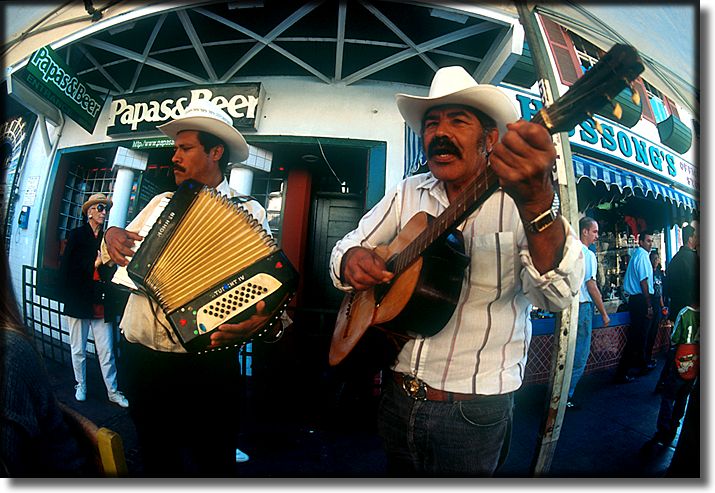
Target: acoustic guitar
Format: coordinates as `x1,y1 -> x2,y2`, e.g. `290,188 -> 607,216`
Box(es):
329,44 -> 644,366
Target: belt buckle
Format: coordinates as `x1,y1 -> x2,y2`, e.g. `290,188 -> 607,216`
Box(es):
402,374 -> 427,400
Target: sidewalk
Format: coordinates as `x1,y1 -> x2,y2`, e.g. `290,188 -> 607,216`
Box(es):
44,350 -> 680,478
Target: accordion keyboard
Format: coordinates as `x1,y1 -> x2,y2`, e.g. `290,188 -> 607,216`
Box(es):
193,272 -> 283,333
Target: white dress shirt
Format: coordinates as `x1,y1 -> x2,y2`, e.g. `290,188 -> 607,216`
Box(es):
330,172 -> 584,395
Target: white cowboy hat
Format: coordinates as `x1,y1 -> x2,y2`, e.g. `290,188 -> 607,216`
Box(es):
157,99 -> 249,163
396,66 -> 519,137
82,193 -> 112,215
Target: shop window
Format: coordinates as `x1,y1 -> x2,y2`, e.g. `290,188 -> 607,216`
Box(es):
251,171 -> 286,245
643,80 -> 671,123
570,32 -> 602,74
58,163 -> 116,248
540,16 -> 582,86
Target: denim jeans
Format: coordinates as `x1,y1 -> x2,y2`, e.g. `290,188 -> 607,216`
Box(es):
377,375 -> 514,476
569,302 -> 594,399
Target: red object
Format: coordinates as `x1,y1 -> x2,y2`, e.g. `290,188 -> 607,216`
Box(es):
674,343 -> 699,380
275,261 -> 283,269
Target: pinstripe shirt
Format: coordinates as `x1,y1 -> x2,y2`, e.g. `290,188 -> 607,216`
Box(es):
330,172 -> 583,395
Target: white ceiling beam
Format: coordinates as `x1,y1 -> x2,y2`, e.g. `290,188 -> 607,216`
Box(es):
75,44 -> 124,93
471,24 -> 522,84
81,37 -> 207,85
128,13 -> 166,93
334,0 -> 347,81
359,0 -> 439,73
195,3 -> 330,84
342,21 -> 497,85
177,10 -> 218,82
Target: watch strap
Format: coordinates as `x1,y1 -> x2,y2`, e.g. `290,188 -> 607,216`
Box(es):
524,207 -> 559,234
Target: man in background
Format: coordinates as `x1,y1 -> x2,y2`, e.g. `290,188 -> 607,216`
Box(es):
567,217 -> 610,408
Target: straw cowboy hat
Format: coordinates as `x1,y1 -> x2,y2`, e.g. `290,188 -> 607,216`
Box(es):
82,193 -> 112,215
396,66 -> 519,137
157,99 -> 249,163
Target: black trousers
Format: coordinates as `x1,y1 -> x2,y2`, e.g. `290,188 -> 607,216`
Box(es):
616,294 -> 653,377
119,335 -> 243,476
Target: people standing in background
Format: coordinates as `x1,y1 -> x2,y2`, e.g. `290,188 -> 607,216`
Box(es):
614,229 -> 655,383
664,222 -> 699,322
567,217 -> 611,409
648,298 -> 699,448
656,222 -> 699,394
643,251 -> 666,369
59,193 -> 128,408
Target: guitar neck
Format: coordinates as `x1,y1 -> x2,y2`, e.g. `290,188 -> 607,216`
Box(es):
389,43 -> 644,277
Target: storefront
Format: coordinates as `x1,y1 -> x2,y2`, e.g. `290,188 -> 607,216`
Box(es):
2,3 -> 697,383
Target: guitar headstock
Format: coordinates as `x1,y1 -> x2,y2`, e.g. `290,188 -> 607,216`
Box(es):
533,44 -> 645,134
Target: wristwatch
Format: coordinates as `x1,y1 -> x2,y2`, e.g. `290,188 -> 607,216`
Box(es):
524,194 -> 560,234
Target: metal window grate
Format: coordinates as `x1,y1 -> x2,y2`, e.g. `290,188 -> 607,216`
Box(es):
58,164 -> 117,242
21,265 -> 97,364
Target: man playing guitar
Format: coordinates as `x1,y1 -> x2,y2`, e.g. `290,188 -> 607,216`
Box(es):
329,66 -> 584,476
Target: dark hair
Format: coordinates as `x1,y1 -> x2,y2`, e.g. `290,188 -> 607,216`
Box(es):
638,229 -> 655,241
579,216 -> 596,234
682,224 -> 696,244
197,131 -> 230,173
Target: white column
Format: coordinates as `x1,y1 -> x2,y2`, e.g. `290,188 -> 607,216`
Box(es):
229,166 -> 255,196
107,166 -> 134,229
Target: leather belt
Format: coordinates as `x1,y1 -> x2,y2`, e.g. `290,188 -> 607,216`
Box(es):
392,372 -> 479,402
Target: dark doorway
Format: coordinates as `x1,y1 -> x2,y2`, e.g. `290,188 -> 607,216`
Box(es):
303,192 -> 364,310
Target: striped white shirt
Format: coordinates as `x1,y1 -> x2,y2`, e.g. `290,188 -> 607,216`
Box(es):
330,172 -> 583,395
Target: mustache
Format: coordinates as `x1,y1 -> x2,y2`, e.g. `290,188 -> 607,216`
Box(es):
172,163 -> 187,173
427,136 -> 461,159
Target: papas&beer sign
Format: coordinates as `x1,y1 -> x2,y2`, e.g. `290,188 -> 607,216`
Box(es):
106,84 -> 262,135
16,45 -> 105,133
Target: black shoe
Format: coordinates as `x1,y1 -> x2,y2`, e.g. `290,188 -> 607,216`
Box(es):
614,375 -> 635,384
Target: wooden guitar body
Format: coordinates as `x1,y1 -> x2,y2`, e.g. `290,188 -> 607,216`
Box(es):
329,212 -> 469,366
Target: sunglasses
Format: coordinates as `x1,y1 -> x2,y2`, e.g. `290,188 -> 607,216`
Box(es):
96,204 -> 110,213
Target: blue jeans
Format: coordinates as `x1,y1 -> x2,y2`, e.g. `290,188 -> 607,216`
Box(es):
377,375 -> 514,476
569,302 -> 594,399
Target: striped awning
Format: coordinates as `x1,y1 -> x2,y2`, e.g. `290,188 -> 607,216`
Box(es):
573,154 -> 698,211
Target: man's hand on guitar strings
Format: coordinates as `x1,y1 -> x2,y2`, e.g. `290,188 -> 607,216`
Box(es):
104,226 -> 144,267
341,246 -> 394,291
489,120 -> 557,219
211,300 -> 271,348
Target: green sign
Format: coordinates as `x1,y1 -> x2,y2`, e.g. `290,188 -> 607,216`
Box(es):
15,45 -> 105,133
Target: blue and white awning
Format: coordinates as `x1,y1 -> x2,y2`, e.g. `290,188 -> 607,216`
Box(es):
573,154 -> 698,211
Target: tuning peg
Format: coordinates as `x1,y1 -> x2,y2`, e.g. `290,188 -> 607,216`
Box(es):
612,102 -> 623,119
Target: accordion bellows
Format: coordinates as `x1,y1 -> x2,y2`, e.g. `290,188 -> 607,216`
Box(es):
127,180 -> 299,352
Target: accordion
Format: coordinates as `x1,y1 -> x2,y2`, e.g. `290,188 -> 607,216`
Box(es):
127,179 -> 299,352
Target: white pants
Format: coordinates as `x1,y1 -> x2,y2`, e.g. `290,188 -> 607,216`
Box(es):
66,316 -> 119,395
